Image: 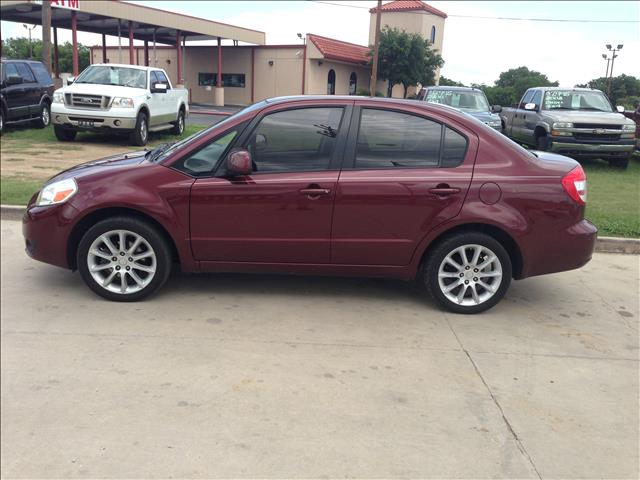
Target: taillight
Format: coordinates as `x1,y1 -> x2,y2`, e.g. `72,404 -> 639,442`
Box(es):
562,165 -> 587,205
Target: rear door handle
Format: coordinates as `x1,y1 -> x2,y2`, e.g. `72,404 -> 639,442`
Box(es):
429,187 -> 461,196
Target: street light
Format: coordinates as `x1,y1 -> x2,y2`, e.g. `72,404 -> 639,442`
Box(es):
602,53 -> 610,78
605,43 -> 624,97
23,24 -> 37,58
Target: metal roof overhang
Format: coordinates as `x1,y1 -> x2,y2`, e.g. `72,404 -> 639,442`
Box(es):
0,0 -> 266,45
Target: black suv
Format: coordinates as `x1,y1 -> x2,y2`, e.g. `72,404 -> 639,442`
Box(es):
1,58 -> 55,134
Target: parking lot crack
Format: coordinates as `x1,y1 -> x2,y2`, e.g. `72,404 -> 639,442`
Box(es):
444,315 -> 543,480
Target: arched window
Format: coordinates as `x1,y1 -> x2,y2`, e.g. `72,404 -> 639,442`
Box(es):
430,25 -> 436,43
327,69 -> 336,95
349,72 -> 357,95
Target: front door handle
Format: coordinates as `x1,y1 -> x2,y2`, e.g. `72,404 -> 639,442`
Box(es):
429,187 -> 461,196
299,188 -> 331,196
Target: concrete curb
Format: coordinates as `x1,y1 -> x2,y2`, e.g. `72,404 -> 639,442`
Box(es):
189,110 -> 231,116
3,204 -> 638,254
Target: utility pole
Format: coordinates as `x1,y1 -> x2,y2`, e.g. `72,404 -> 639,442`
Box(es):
42,0 -> 52,74
370,0 -> 382,96
23,24 -> 36,58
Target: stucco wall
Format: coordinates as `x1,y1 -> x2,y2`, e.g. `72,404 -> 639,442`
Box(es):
305,58 -> 370,96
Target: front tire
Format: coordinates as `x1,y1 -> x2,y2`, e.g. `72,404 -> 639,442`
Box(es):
0,108 -> 5,135
608,155 -> 630,169
171,108 -> 185,135
422,232 -> 512,314
34,101 -> 51,128
54,125 -> 77,141
77,217 -> 172,302
129,111 -> 149,146
536,134 -> 549,151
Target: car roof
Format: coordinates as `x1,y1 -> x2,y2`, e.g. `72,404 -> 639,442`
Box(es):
423,86 -> 482,92
532,86 -> 599,92
89,63 -> 159,71
1,58 -> 46,65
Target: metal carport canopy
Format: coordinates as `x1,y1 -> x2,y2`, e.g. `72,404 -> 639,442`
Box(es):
0,0 -> 266,45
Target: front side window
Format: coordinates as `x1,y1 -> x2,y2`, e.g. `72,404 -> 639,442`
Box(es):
155,71 -> 170,87
355,109 -> 443,169
246,107 -> 344,173
173,130 -> 240,177
531,90 -> 542,108
74,65 -> 147,89
519,90 -> 534,108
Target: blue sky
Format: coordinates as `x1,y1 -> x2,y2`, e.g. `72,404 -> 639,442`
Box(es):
1,1 -> 638,86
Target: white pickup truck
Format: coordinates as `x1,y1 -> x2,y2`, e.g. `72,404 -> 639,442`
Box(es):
51,64 -> 188,146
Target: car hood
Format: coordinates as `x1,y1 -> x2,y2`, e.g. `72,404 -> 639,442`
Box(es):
56,83 -> 147,98
543,110 -> 633,126
466,111 -> 501,123
47,150 -> 148,184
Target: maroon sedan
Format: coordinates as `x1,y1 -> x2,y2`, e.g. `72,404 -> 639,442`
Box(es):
23,96 -> 596,313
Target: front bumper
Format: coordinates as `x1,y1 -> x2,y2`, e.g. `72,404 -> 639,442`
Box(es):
549,137 -> 635,157
51,105 -> 137,131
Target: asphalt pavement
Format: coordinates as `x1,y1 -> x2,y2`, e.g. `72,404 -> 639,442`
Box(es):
1,219 -> 638,479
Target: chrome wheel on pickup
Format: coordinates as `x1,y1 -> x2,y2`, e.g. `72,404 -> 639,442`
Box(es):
130,112 -> 149,146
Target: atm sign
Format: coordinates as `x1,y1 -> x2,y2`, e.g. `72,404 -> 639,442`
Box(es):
50,0 -> 80,10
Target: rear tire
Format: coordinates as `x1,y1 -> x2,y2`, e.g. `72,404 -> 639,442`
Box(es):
171,108 -> 185,135
54,125 -> 77,141
0,109 -> 5,136
608,155 -> 630,169
422,232 -> 512,314
77,216 -> 172,302
129,111 -> 149,146
34,101 -> 51,128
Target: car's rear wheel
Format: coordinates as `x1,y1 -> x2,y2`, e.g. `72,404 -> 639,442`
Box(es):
129,112 -> 149,146
34,102 -> 50,128
171,108 -> 185,135
0,109 -> 5,135
423,232 -> 512,314
77,217 -> 172,302
54,125 -> 77,141
608,155 -> 630,169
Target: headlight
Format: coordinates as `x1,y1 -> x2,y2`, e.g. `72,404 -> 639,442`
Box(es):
553,122 -> 574,129
622,124 -> 636,131
53,92 -> 64,104
35,178 -> 78,206
112,97 -> 134,108
486,120 -> 501,127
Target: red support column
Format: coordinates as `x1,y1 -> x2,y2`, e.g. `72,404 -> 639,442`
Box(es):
101,33 -> 107,63
53,27 -> 60,78
144,40 -> 149,66
128,21 -> 134,64
176,30 -> 183,84
217,36 -> 222,88
251,47 -> 255,103
71,10 -> 78,76
301,44 -> 307,95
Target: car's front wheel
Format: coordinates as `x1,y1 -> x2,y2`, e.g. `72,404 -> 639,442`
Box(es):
423,232 -> 512,314
54,125 -> 77,141
77,217 -> 172,301
608,155 -> 630,169
129,112 -> 149,146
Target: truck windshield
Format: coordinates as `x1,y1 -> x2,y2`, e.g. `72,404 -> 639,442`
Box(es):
542,90 -> 613,112
425,90 -> 490,112
74,65 -> 147,89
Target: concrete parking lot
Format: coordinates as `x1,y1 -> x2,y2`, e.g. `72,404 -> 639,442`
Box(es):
1,219 -> 638,479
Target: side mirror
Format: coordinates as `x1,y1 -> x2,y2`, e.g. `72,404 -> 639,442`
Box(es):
491,105 -> 502,113
226,149 -> 253,176
524,103 -> 537,111
151,83 -> 168,94
6,75 -> 23,85
66,76 -> 75,85
254,133 -> 268,151
616,105 -> 625,113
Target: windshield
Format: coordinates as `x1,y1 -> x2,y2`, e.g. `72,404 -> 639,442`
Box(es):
542,90 -> 613,112
74,65 -> 147,89
154,101 -> 267,162
425,89 -> 490,112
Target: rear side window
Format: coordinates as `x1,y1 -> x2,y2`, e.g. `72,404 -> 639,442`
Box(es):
29,62 -> 53,85
246,107 -> 344,173
356,109 -> 441,168
15,63 -> 35,83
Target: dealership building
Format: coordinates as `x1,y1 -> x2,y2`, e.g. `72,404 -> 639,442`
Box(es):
1,0 -> 446,106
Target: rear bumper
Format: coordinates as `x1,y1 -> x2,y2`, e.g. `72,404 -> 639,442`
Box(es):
520,219 -> 597,279
550,138 -> 635,157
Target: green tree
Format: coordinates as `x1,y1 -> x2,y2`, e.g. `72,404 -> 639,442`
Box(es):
2,36 -> 90,74
370,26 -> 444,98
439,76 -> 465,87
576,74 -> 640,107
493,66 -> 558,105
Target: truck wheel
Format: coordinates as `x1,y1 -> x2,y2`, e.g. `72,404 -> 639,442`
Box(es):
422,232 -> 512,314
536,135 -> 549,151
34,101 -> 51,128
129,112 -> 149,146
608,156 -> 630,169
54,125 -> 77,141
171,108 -> 185,135
0,109 -> 5,136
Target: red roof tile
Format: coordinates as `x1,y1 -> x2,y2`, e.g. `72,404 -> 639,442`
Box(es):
369,0 -> 447,18
307,34 -> 370,65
